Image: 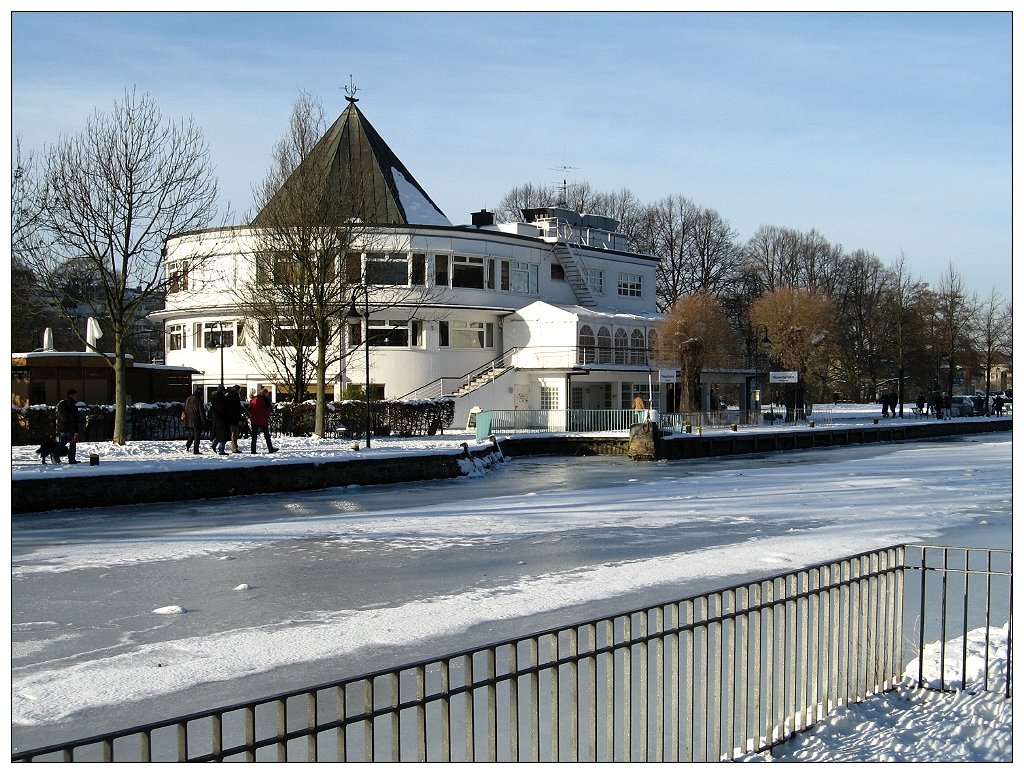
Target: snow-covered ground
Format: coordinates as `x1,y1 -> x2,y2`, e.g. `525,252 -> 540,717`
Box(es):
9,402 -> 1010,479
8,404 -> 1014,761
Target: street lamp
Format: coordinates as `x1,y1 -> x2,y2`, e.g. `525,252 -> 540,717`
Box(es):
205,320 -> 226,390
346,288 -> 372,448
753,325 -> 770,416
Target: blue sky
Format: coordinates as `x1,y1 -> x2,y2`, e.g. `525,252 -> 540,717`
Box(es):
10,11 -> 1012,297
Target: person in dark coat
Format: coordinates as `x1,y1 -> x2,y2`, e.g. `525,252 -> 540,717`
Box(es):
183,387 -> 206,454
248,388 -> 278,454
226,385 -> 244,453
55,388 -> 81,463
210,385 -> 230,454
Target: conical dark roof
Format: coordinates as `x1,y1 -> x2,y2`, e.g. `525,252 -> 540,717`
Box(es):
254,99 -> 451,227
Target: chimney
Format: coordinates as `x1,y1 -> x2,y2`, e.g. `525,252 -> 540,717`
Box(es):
471,209 -> 495,227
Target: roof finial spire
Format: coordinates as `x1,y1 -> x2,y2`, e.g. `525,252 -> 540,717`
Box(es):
344,75 -> 360,104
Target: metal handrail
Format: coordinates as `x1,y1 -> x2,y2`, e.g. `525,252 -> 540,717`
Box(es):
13,544 -> 1011,763
395,347 -> 519,401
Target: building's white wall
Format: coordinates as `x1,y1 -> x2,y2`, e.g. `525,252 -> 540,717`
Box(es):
158,221 -> 661,408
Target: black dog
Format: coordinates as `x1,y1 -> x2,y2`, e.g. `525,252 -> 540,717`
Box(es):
36,441 -> 71,464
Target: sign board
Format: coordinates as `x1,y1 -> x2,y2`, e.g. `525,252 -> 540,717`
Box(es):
770,371 -> 799,384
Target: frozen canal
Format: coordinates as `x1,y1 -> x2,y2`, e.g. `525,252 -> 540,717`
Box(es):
11,433 -> 1012,752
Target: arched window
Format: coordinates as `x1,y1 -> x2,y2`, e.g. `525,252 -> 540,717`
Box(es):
647,329 -> 658,360
578,324 -> 596,364
614,328 -> 628,364
597,326 -> 612,364
630,329 -> 646,365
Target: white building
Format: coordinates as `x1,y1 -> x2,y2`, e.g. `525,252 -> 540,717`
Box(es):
154,98 -> 663,427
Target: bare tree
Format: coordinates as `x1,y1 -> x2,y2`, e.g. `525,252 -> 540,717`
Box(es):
975,288 -> 1012,403
240,91 -> 435,437
655,291 -> 739,413
32,89 -> 220,443
685,206 -> 743,299
11,138 -> 52,352
933,262 -> 979,397
833,250 -> 892,402
885,253 -> 931,414
743,225 -> 802,293
647,194 -> 697,312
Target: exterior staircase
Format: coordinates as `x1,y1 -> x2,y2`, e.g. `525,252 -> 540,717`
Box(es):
552,242 -> 596,306
452,363 -> 513,397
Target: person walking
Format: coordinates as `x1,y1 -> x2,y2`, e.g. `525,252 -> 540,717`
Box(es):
227,385 -> 244,453
55,388 -> 81,464
249,388 -> 278,454
210,385 -> 230,454
183,386 -> 206,454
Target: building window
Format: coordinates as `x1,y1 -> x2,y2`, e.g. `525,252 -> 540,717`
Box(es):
273,324 -> 301,348
501,261 -> 539,294
630,329 -> 647,365
452,255 -> 485,289
597,326 -> 612,364
578,324 -> 596,364
168,260 -> 189,294
617,272 -> 642,297
551,264 -> 566,281
585,267 -> 604,295
540,386 -> 559,410
273,255 -> 304,285
411,319 -> 425,347
256,320 -> 299,348
199,321 -> 235,349
167,324 -> 186,351
366,253 -> 408,285
345,252 -> 362,283
434,255 -> 450,287
438,320 -> 449,347
368,319 -> 410,347
614,328 -> 628,364
411,254 -> 426,286
449,321 -> 493,349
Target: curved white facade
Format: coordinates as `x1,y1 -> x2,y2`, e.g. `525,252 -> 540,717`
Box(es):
155,209 -> 662,426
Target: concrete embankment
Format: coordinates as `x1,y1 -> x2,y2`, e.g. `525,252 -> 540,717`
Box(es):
11,445 -> 505,515
11,419 -> 1010,514
500,418 -> 1012,460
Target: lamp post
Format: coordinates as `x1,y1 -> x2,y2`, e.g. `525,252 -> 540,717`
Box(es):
346,288 -> 372,448
206,321 -> 226,390
753,325 -> 770,418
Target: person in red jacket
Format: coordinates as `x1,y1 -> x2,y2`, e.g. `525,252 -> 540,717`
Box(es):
248,388 -> 278,454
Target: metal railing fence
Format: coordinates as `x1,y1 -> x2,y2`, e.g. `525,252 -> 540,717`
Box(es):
12,545 -> 1011,763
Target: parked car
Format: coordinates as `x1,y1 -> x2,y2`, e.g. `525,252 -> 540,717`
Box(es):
951,395 -> 976,417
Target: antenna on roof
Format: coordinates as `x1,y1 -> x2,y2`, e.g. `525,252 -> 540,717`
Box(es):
549,164 -> 579,208
344,75 -> 360,104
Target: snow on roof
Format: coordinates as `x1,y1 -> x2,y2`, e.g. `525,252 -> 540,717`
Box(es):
390,166 -> 451,226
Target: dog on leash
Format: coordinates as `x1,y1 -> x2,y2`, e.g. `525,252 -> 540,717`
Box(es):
35,441 -> 71,464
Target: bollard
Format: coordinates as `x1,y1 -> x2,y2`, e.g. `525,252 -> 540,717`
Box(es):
89,453 -> 99,466
730,423 -> 738,431
685,423 -> 692,433
873,418 -> 879,425
808,420 -> 815,428
697,426 -> 702,436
